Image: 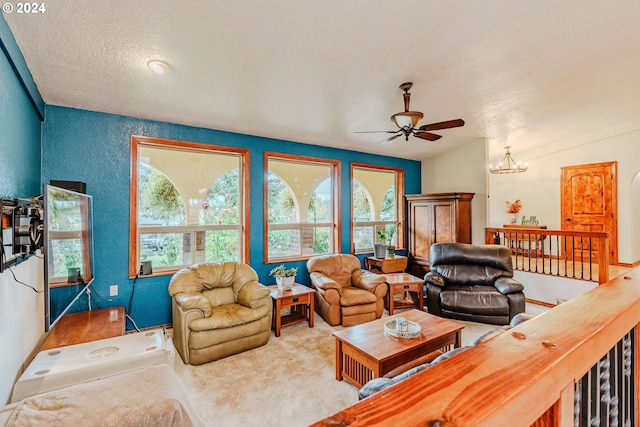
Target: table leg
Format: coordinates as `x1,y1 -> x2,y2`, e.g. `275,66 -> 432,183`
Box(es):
418,288 -> 424,311
274,299 -> 282,337
388,285 -> 395,315
308,297 -> 315,329
335,339 -> 343,381
384,287 -> 389,312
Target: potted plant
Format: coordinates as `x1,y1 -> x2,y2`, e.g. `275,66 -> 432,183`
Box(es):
385,223 -> 399,255
269,264 -> 298,290
374,229 -> 389,258
375,223 -> 399,257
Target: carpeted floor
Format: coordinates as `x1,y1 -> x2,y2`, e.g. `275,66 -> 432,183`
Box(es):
171,311 -> 497,427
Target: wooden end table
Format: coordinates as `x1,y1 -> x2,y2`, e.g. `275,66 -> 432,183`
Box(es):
267,283 -> 316,337
383,272 -> 424,315
364,254 -> 407,273
332,309 -> 463,388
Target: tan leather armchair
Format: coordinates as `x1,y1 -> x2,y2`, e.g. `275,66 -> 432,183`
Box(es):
168,262 -> 272,365
307,254 -> 387,327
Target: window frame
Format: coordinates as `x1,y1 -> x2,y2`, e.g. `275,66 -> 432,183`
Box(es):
264,152 -> 341,263
350,163 -> 405,255
129,135 -> 250,277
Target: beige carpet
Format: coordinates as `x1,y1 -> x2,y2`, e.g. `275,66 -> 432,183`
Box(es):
171,311 -> 496,427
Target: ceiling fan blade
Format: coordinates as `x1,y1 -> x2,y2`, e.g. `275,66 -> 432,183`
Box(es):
414,131 -> 442,141
378,134 -> 403,145
418,119 -> 465,131
355,130 -> 399,134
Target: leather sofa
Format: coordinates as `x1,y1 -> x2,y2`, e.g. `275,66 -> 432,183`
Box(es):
168,262 -> 272,365
307,254 -> 387,327
425,242 -> 525,325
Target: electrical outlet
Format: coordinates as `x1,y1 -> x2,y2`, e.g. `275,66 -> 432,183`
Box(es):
109,285 -> 118,296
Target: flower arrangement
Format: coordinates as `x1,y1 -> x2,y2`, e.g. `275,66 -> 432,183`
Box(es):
505,199 -> 522,215
505,199 -> 522,214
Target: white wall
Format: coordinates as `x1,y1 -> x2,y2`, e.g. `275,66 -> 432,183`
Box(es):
0,255 -> 44,404
630,171 -> 640,263
420,139 -> 488,244
488,131 -> 640,264
514,271 -> 597,306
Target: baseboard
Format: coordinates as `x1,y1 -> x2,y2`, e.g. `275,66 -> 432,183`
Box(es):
525,298 -> 555,308
615,260 -> 640,268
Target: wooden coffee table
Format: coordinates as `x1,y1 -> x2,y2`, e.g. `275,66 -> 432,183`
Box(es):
384,272 -> 425,315
267,283 -> 315,337
332,309 -> 463,388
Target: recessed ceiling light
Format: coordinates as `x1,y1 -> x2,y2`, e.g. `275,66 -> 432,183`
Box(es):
147,60 -> 168,74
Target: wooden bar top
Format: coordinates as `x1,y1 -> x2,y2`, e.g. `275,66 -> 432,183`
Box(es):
41,306 -> 126,350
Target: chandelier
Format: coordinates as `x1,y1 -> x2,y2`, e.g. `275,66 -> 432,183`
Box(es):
489,146 -> 528,174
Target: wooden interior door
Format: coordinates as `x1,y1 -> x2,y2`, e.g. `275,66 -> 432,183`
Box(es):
561,162 -> 617,264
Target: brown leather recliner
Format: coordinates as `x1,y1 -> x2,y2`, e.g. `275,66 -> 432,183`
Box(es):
168,262 -> 272,365
425,242 -> 525,325
307,254 -> 387,327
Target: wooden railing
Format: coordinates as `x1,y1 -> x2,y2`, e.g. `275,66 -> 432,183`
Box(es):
485,226 -> 610,284
311,267 -> 639,427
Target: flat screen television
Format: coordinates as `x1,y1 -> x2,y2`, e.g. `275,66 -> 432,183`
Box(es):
43,184 -> 94,332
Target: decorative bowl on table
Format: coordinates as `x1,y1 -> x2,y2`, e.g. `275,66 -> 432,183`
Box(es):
384,318 -> 422,339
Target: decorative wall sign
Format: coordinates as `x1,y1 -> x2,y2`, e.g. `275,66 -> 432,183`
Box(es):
521,216 -> 539,225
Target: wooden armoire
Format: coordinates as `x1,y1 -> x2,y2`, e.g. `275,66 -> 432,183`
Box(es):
405,192 -> 474,277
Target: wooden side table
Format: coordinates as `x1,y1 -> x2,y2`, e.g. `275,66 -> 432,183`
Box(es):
267,284 -> 316,337
383,273 -> 424,315
364,255 -> 407,273
41,306 -> 125,350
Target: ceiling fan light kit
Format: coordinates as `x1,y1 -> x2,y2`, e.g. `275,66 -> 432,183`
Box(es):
358,82 -> 465,144
489,146 -> 528,174
391,111 -> 423,129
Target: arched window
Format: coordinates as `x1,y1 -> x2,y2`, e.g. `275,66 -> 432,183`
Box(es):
265,153 -> 339,262
351,164 -> 404,253
137,164 -> 186,269
130,136 -> 249,276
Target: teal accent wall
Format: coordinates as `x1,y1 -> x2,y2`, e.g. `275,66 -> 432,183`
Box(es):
0,16 -> 42,196
0,15 -> 44,406
42,106 -> 421,330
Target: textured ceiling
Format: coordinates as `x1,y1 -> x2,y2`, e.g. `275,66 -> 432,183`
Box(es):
5,1 -> 640,160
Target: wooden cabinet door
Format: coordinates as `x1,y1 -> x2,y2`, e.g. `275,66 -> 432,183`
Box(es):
409,200 -> 433,263
433,201 -> 455,243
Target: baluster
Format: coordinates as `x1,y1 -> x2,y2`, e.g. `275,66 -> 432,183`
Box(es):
564,236 -> 575,277
579,237 -> 585,280
549,236 -> 560,276
578,330 -> 637,427
574,381 -> 581,427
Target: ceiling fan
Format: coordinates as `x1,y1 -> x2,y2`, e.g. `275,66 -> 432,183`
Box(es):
357,82 -> 465,144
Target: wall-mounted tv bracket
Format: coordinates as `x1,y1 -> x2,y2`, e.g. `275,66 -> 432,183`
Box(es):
1,195 -> 43,272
